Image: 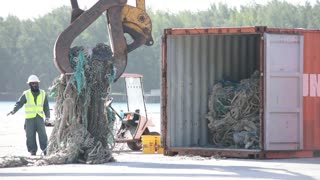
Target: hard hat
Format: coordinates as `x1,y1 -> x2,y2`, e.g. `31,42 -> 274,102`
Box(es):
26,75 -> 40,83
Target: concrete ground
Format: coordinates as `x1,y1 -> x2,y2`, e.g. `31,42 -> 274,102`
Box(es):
1,112 -> 320,180
1,153 -> 320,180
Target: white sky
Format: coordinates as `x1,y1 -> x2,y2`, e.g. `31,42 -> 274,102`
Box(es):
0,0 -> 317,20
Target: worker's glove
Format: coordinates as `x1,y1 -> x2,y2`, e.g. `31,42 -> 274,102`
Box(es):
7,111 -> 15,116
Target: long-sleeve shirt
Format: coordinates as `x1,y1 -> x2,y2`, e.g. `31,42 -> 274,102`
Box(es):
13,89 -> 50,119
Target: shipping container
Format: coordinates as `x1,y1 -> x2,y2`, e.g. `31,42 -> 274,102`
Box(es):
161,26 -> 320,158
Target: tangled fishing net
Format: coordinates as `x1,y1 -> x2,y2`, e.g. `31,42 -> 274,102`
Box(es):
206,70 -> 260,149
0,43 -> 117,167
44,43 -> 116,165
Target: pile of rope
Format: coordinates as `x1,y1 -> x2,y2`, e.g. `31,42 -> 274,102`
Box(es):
43,43 -> 116,165
0,43 -> 117,167
206,70 -> 260,149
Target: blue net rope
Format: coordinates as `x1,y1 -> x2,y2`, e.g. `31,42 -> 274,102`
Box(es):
74,50 -> 87,95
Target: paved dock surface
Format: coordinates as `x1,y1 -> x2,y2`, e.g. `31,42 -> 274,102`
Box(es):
1,110 -> 320,180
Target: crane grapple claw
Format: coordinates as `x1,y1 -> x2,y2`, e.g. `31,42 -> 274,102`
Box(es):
54,0 -> 153,82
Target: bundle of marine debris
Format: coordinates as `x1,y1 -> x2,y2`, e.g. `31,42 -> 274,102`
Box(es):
0,43 -> 116,168
206,70 -> 260,149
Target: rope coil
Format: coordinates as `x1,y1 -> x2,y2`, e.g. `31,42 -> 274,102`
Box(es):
207,70 -> 260,149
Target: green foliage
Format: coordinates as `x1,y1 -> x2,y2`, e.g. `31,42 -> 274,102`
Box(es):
1,1 -> 320,99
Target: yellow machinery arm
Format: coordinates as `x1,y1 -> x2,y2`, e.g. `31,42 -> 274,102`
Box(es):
121,0 -> 153,52
53,0 -> 153,81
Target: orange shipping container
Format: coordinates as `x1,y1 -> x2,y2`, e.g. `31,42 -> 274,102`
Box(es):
161,26 -> 320,158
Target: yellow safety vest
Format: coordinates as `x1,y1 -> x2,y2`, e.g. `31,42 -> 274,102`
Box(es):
24,89 -> 45,119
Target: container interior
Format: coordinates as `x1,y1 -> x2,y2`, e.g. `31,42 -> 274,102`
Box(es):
165,33 -> 261,149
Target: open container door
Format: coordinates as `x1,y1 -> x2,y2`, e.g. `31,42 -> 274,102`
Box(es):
264,33 -> 304,150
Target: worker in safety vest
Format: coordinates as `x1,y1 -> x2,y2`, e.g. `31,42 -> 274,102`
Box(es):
7,75 -> 50,156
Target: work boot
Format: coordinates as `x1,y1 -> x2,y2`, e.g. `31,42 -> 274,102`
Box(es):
30,151 -> 36,156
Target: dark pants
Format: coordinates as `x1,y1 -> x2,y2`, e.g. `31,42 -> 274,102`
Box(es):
24,115 -> 48,154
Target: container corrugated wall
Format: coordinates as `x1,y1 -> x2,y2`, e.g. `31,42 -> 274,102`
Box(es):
163,31 -> 260,148
303,31 -> 320,150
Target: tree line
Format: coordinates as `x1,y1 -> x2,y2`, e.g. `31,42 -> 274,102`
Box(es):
1,0 -> 320,100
